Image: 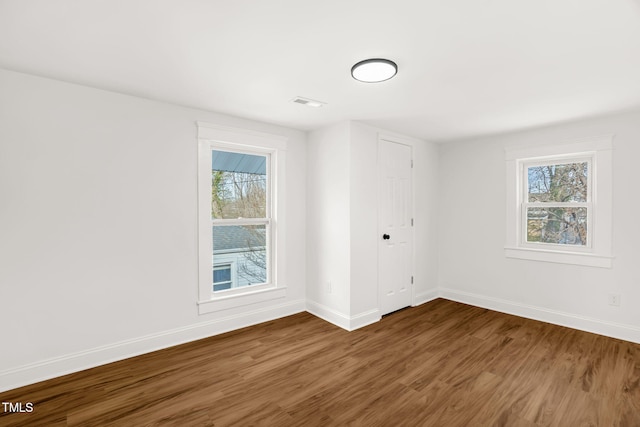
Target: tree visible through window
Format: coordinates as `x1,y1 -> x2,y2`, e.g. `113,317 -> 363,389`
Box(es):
211,150 -> 269,292
524,159 -> 590,246
505,136 -> 612,267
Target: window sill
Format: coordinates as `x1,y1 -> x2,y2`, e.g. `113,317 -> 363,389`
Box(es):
198,286 -> 287,315
504,247 -> 612,268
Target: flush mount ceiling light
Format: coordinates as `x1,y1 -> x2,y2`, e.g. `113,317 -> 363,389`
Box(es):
351,58 -> 398,83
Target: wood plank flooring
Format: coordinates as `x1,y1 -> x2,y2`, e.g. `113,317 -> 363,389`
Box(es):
1,299 -> 639,426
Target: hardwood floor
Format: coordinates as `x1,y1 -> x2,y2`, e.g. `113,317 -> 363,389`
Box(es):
1,299 -> 639,426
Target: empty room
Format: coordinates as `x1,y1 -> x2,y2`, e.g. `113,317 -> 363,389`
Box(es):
1,1 -> 640,425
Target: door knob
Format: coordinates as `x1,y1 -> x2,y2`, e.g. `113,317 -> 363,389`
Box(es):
383,234 -> 390,240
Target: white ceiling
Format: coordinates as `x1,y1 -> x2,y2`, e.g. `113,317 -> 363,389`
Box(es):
1,0 -> 640,142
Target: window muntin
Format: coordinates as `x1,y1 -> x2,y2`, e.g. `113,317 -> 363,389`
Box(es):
211,149 -> 270,293
520,156 -> 592,249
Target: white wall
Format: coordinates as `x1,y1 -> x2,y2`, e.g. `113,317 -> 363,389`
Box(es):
306,121 -> 439,329
349,122 -> 379,318
306,122 -> 351,319
438,110 -> 640,343
0,69 -> 307,392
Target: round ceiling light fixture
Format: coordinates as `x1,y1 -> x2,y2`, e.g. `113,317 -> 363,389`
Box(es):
351,58 -> 398,83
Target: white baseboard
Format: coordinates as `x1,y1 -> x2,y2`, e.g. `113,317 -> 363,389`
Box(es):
413,289 -> 439,306
305,300 -> 351,330
350,308 -> 381,330
0,299 -> 306,393
305,300 -> 380,331
439,288 -> 640,344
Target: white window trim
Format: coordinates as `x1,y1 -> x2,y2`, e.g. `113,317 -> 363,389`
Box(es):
504,135 -> 613,268
197,122 -> 288,314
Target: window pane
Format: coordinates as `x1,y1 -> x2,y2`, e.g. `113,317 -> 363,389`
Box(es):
526,207 -> 587,245
213,266 -> 231,283
212,150 -> 267,219
213,224 -> 267,290
213,283 -> 232,292
527,162 -> 588,203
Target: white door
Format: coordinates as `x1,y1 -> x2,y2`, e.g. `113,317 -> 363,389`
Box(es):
378,138 -> 413,316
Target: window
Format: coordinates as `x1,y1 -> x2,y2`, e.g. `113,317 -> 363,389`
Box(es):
213,264 -> 233,291
523,158 -> 591,248
505,136 -> 613,268
197,122 -> 288,314
212,150 -> 269,292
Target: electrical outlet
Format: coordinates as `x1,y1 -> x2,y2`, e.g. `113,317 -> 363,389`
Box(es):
608,293 -> 620,306
327,281 -> 332,294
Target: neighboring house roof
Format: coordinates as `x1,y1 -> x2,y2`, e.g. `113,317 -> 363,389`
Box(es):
213,225 -> 265,252
212,151 -> 266,174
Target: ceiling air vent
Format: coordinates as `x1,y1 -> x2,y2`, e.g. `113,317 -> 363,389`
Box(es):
291,96 -> 326,108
